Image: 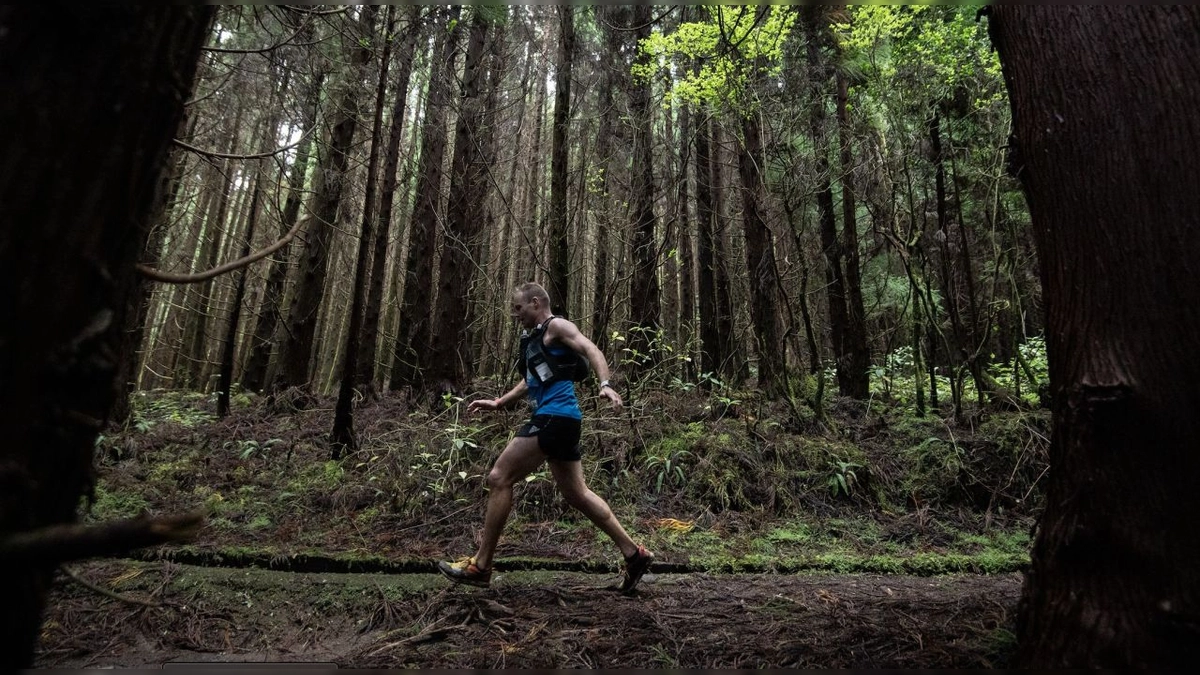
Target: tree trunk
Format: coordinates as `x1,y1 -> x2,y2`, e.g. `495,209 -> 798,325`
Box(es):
835,64 -> 870,399
626,3 -> 661,381
330,4 -> 386,455
711,127 -> 744,386
426,7 -> 493,394
0,6 -> 212,668
804,7 -> 853,400
929,113 -> 966,415
216,166 -> 262,417
355,7 -> 422,398
988,5 -> 1200,667
546,5 -> 575,318
243,66 -> 326,394
738,111 -> 785,397
390,6 -> 461,393
110,107 -> 198,423
274,11 -> 374,394
590,5 -> 622,357
676,102 -> 697,383
695,109 -> 722,382
178,133 -> 238,390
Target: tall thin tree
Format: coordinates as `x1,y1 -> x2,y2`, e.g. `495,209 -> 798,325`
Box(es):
391,6 -> 462,393
273,7 -> 375,395
331,4 -> 390,455
426,7 -> 494,393
627,3 -> 662,380
547,5 -> 575,318
355,7 -> 423,397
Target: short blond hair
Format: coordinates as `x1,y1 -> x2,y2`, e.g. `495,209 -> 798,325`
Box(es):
513,282 -> 551,306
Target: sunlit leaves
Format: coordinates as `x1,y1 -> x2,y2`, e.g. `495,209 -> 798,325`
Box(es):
835,5 -> 1002,115
635,5 -> 796,111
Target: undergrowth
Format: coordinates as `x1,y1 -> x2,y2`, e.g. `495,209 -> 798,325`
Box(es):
87,384 -> 1048,571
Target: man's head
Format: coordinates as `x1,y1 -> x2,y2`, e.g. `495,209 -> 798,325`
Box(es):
511,282 -> 552,329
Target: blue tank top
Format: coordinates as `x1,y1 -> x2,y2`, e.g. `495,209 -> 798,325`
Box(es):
526,343 -> 582,419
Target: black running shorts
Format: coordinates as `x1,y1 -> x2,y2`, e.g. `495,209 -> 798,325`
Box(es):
516,414 -> 582,461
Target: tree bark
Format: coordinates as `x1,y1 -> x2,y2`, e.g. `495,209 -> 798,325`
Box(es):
804,7 -> 853,400
110,108 -> 199,422
216,165 -> 262,417
0,6 -> 212,668
547,5 -> 575,318
835,63 -> 870,399
243,65 -> 326,394
355,7 -> 422,397
988,5 -> 1200,667
738,111 -> 785,397
706,120 -> 741,385
590,5 -> 623,357
330,4 -> 386,455
274,10 -> 374,394
391,6 -> 462,393
626,4 -> 662,381
695,109 -> 723,382
426,7 -> 493,394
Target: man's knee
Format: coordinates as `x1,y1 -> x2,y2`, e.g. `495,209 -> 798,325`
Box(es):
486,466 -> 515,490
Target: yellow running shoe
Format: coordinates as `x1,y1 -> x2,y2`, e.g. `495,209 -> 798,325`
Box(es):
437,556 -> 492,587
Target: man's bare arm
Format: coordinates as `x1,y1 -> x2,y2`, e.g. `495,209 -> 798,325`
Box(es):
548,318 -> 623,408
468,379 -> 527,414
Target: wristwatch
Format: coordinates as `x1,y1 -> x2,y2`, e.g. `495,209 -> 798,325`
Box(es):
599,380 -> 612,390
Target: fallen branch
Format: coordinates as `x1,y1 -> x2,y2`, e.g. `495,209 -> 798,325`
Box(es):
137,216 -> 308,284
0,511 -> 204,567
60,565 -> 161,608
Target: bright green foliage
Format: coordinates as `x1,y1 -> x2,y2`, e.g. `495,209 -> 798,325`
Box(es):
636,6 -> 796,110
835,5 -> 1002,111
866,337 -> 1049,412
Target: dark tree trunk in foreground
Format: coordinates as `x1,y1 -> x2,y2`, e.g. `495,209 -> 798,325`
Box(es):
0,7 -> 212,668
988,5 -> 1200,668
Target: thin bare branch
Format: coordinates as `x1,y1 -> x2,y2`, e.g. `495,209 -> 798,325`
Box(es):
172,127 -> 313,161
202,19 -> 311,55
138,216 -> 309,285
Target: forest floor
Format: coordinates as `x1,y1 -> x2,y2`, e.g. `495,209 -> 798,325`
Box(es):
34,385 -> 1047,669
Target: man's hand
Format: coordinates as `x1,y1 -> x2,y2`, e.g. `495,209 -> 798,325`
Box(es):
600,385 -> 622,409
467,397 -> 503,414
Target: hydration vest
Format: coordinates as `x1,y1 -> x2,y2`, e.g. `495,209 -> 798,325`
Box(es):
516,316 -> 591,384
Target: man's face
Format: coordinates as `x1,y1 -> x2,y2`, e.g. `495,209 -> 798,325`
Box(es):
510,294 -> 538,329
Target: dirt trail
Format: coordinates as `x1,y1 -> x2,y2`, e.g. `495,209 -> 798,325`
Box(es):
36,559 -> 1020,669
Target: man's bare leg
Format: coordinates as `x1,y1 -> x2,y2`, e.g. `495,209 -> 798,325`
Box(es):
548,459 -> 639,558
472,435 -> 545,570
